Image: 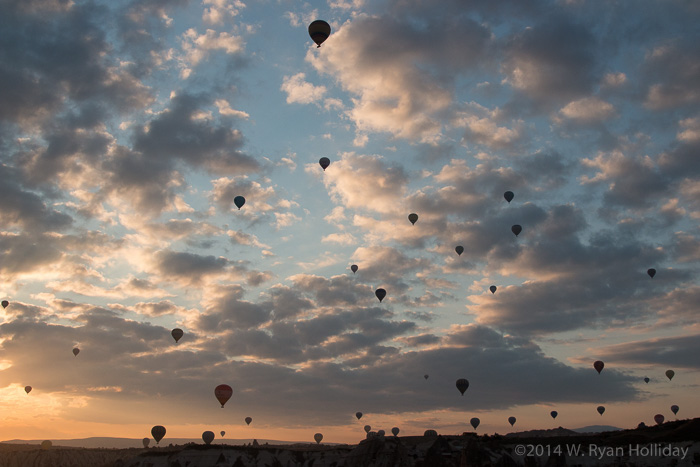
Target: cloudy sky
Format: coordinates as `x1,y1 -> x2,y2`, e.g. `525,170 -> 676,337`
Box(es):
1,0 -> 698,444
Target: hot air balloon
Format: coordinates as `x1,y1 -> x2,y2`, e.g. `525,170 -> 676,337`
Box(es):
654,414 -> 664,425
377,430 -> 385,437
24,386 -> 32,394
456,378 -> 469,395
171,328 -> 183,343
470,418 -> 480,429
424,430 -> 438,438
1,300 -> 8,308
72,347 -> 80,356
202,431 -> 215,445
594,360 -> 604,374
245,417 -> 252,425
351,264 -> 358,273
597,406 -> 605,415
647,268 -> 656,278
391,427 -> 400,436
364,425 -> 371,433
308,20 -> 331,48
220,431 -> 225,437
489,285 -> 497,294
550,411 -> 558,419
511,225 -> 522,237
408,213 -> 418,225
319,157 -> 330,170
375,288 -> 386,302
508,416 -> 516,427
504,191 -> 514,203
41,440 -> 51,450
644,377 -> 650,384
671,405 -> 679,415
234,196 -> 245,210
424,374 -> 429,380
356,412 -> 362,420
215,384 -> 233,408
151,425 -> 166,444
455,246 -> 464,256
142,438 -> 150,448
665,370 -> 675,381
314,433 -> 323,444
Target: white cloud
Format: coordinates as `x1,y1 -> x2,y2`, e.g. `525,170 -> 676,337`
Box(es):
281,73 -> 327,105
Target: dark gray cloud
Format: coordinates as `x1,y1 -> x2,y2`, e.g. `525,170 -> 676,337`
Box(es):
593,334 -> 700,370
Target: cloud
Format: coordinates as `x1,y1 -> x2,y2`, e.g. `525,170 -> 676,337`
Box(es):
281,73 -> 327,105
559,97 -> 615,123
592,334 -> 700,369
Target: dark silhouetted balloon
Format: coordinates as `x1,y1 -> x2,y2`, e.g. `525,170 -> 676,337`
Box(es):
550,411 -> 558,419
470,417 -> 480,429
508,416 -> 516,427
171,328 -> 183,343
392,427 -> 400,436
314,433 -> 323,444
594,360 -> 604,374
308,20 -> 331,47
665,370 -> 675,381
424,429 -> 438,438
215,384 -> 233,408
375,288 -> 386,302
455,246 -> 464,256
234,196 -> 245,210
24,386 -> 32,394
408,213 -> 418,225
364,425 -> 371,433
351,264 -> 358,273
644,377 -> 650,384
356,412 -> 362,420
597,406 -> 605,415
489,285 -> 497,294
41,440 -> 51,450
504,191 -> 514,203
511,225 -> 522,237
202,431 -> 215,445
245,417 -> 252,425
456,378 -> 469,395
1,300 -> 8,308
671,405 -> 679,415
654,414 -> 664,425
72,347 -> 80,356
142,438 -> 150,448
319,157 -> 330,170
151,425 -> 166,444
220,431 -> 225,437
424,374 -> 429,380
647,268 -> 656,278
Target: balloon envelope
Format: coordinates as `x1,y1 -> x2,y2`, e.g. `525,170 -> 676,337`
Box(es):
456,378 -> 469,395
151,426 -> 166,444
550,411 -> 558,419
24,386 -> 32,394
511,225 -> 522,237
508,416 -> 516,427
665,370 -> 675,381
424,374 -> 429,380
424,430 -> 438,438
364,425 -> 371,433
470,417 -> 480,429
202,431 -> 215,445
220,431 -> 225,437
594,360 -> 604,374
215,384 -> 233,408
314,433 -> 323,444
72,347 -> 80,356
245,417 -> 252,425
351,264 -> 358,273
375,288 -> 386,302
308,20 -> 331,47
319,157 -> 330,170
142,438 -> 150,448
671,405 -> 679,415
408,213 -> 418,225
654,414 -> 664,425
597,406 -> 605,415
644,377 -> 650,383
171,328 -> 183,343
1,300 -> 8,308
455,246 -> 464,256
647,268 -> 656,278
41,440 -> 51,450
233,196 -> 245,210
391,427 -> 400,436
504,191 -> 514,203
489,285 -> 497,294
355,412 -> 362,420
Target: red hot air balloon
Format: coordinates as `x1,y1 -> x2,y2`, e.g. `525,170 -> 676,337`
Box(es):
594,361 -> 604,374
151,425 -> 166,444
654,414 -> 664,425
214,384 -> 233,408
375,288 -> 386,302
508,416 -> 516,427
319,157 -> 330,171
308,20 -> 331,48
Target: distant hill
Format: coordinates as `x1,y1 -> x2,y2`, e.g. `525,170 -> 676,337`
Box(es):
573,425 -> 623,433
1,437 -> 304,449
